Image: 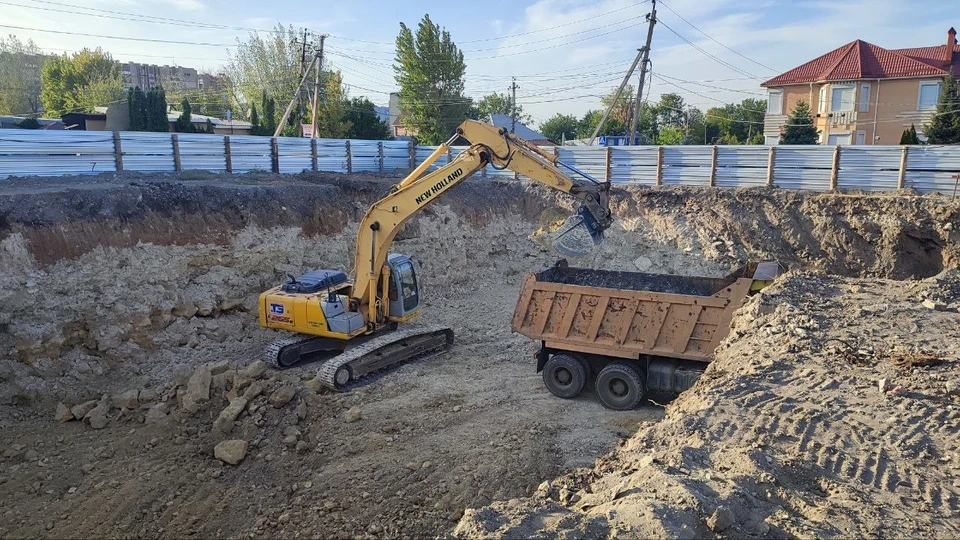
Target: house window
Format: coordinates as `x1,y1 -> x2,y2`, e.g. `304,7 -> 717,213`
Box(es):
818,86 -> 827,113
856,130 -> 866,145
918,81 -> 941,110
830,85 -> 855,111
767,90 -> 783,114
859,83 -> 870,112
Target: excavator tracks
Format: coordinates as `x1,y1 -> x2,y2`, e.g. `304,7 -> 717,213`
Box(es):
317,325 -> 454,391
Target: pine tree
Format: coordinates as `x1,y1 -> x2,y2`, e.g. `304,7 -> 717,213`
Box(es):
249,102 -> 261,135
923,70 -> 960,144
780,100 -> 819,145
899,123 -> 921,144
128,87 -> 147,131
261,91 -> 276,136
174,98 -> 195,133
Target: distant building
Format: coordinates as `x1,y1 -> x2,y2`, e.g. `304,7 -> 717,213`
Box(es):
0,116 -> 64,129
489,113 -> 555,146
762,27 -> 959,145
0,51 -> 49,115
122,62 -> 198,91
61,112 -> 106,131
198,73 -> 228,94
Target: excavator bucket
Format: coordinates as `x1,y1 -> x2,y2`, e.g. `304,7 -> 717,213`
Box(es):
550,206 -> 605,258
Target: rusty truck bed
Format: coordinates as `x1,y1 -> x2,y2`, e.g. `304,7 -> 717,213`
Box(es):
511,264 -> 769,363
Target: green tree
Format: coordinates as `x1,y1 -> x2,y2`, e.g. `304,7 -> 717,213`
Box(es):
41,48 -> 122,116
313,70 -> 351,138
577,110 -> 624,138
227,24 -> 304,124
780,100 -> 818,144
261,91 -> 276,136
900,123 -> 921,144
128,87 -> 167,132
174,98 -> 196,133
144,86 -> 169,132
540,113 -> 580,144
394,14 -> 472,144
249,102 -> 261,135
0,35 -> 45,115
655,93 -> 685,128
128,87 -> 146,131
658,126 -> 684,145
475,91 -> 531,124
343,97 -> 390,139
923,70 -> 960,144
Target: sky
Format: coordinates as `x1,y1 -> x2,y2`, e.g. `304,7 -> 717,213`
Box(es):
3,0 -> 956,126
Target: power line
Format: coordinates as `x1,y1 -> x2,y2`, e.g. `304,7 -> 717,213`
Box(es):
658,0 -> 780,74
16,0 -> 269,33
0,24 -> 235,47
656,19 -> 760,80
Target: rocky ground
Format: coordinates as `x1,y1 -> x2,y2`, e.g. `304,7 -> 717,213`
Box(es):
0,172 -> 958,538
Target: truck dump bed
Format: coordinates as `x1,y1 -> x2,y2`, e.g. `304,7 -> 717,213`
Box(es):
511,263 -> 771,363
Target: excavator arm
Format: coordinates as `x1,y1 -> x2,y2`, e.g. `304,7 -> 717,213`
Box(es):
351,120 -> 613,321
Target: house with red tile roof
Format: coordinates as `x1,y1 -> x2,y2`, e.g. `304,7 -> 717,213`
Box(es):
761,28 -> 958,145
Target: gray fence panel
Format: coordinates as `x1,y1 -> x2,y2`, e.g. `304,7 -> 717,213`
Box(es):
383,140 -> 410,171
556,147 -> 606,182
119,132 -> 175,172
316,139 -> 347,173
0,130 -> 116,177
277,137 -> 313,174
611,147 -> 657,185
717,147 -> 768,188
836,146 -> 901,192
228,135 -> 272,172
773,146 -> 833,190
662,146 -> 712,186
351,140 -> 381,172
177,134 -> 227,172
906,145 -> 960,195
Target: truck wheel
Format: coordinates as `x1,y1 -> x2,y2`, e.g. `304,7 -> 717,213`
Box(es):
542,354 -> 587,399
596,362 -> 645,410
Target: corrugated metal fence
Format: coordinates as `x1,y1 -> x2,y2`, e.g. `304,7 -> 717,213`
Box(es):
1,130 -> 959,194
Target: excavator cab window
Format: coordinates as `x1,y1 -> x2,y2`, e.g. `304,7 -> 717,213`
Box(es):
397,261 -> 419,312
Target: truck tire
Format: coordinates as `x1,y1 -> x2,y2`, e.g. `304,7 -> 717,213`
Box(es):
596,362 -> 645,410
542,353 -> 587,399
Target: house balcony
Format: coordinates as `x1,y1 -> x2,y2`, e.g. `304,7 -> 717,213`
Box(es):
820,110 -> 857,127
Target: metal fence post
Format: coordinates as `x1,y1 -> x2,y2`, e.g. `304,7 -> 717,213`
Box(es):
605,146 -> 612,183
656,146 -> 664,186
311,138 -> 318,172
113,132 -> 123,172
346,140 -> 352,174
270,138 -> 279,173
224,136 -> 232,173
709,145 -> 718,187
766,146 -> 776,187
898,145 -> 909,189
172,134 -> 181,172
830,145 -> 841,191
378,141 -> 384,173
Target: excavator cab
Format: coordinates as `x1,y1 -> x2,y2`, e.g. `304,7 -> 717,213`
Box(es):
385,253 -> 420,321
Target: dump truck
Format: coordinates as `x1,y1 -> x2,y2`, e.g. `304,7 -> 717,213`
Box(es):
511,261 -> 778,410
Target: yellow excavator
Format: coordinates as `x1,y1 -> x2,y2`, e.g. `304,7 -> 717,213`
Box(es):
258,119 -> 613,390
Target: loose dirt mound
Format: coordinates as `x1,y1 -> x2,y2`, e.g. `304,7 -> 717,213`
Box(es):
456,269 -> 960,538
0,173 -> 958,538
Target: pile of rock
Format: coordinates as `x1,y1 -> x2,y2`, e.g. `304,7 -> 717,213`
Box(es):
55,387 -> 162,430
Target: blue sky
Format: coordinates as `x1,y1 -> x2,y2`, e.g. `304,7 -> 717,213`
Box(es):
4,0 -> 957,124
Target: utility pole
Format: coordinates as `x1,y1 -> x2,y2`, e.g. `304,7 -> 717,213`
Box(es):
510,77 -> 518,134
310,35 -> 326,139
589,0 -> 656,146
629,0 -> 657,146
275,54 -> 318,137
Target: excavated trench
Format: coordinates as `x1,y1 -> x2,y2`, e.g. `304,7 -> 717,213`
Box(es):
0,172 -> 958,538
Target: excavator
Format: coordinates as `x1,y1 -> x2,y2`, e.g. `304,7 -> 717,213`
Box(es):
258,119 -> 613,390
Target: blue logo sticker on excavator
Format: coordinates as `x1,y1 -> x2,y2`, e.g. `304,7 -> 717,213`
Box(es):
270,303 -> 284,315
